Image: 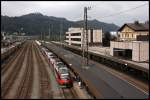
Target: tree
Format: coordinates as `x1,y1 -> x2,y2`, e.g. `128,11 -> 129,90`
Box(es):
103,32 -> 111,46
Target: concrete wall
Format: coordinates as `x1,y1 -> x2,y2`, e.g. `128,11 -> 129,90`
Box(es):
140,42 -> 149,61
132,42 -> 149,62
132,42 -> 140,61
110,42 -> 114,56
110,41 -> 149,62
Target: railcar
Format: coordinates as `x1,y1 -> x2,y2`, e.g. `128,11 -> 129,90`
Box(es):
54,66 -> 73,88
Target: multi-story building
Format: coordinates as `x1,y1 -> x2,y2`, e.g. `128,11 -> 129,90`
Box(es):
118,21 -> 149,41
65,27 -> 103,47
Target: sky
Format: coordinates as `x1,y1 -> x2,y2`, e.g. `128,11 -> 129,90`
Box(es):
1,1 -> 149,26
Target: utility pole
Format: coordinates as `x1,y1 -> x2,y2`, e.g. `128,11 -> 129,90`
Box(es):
60,21 -> 63,47
44,31 -> 46,42
49,23 -> 51,41
43,32 -> 45,42
82,7 -> 86,69
51,23 -> 53,41
41,32 -> 42,41
85,7 -> 89,66
82,7 -> 91,69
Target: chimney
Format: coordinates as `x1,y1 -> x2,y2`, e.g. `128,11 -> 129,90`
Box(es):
145,20 -> 149,24
134,20 -> 139,25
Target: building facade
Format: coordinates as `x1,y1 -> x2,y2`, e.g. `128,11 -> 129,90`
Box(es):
118,21 -> 149,41
110,41 -> 149,62
110,21 -> 149,62
65,27 -> 103,47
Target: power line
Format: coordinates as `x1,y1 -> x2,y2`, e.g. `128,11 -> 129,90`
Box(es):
98,3 -> 148,19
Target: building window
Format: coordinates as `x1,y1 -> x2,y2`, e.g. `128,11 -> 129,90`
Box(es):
125,33 -> 129,38
71,43 -> 81,47
66,38 -> 69,40
123,34 -> 126,38
71,33 -> 81,36
124,34 -> 126,38
123,34 -> 124,38
90,29 -> 93,43
135,34 -> 137,38
71,38 -> 81,41
120,34 -> 122,38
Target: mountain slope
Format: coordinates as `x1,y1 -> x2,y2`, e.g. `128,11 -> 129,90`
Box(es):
1,13 -> 119,36
75,19 -> 119,32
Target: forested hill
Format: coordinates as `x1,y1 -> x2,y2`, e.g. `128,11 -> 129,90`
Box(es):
1,13 -> 119,36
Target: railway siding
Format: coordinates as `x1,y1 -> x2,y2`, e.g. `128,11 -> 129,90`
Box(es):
1,41 -> 30,99
30,43 -> 40,99
4,44 -> 29,99
34,43 -> 52,99
16,42 -> 34,99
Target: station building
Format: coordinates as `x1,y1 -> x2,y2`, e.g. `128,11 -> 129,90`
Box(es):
65,27 -> 103,47
118,21 -> 149,41
110,21 -> 149,62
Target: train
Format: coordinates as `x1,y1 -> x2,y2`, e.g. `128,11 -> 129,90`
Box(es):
41,46 -> 73,88
54,65 -> 73,88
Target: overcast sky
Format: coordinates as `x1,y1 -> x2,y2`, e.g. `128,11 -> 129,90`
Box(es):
1,1 -> 149,26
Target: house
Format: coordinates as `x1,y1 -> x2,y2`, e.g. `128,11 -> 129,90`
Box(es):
118,21 -> 149,41
110,21 -> 149,62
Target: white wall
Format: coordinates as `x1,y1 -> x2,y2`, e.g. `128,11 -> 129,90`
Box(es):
93,30 -> 102,43
110,41 -> 149,62
139,42 -> 149,61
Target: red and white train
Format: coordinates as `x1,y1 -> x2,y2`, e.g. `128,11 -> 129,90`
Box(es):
42,47 -> 73,88
54,65 -> 73,87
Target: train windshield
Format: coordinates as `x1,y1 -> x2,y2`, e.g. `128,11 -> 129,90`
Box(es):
60,74 -> 70,80
48,52 -> 53,56
59,68 -> 68,74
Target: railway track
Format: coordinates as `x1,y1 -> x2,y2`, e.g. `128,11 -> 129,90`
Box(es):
15,41 -> 34,99
33,42 -> 52,99
61,88 -> 77,99
1,42 -> 27,76
1,41 -> 30,99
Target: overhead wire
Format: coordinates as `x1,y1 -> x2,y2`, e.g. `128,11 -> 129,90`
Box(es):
96,3 -> 148,19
